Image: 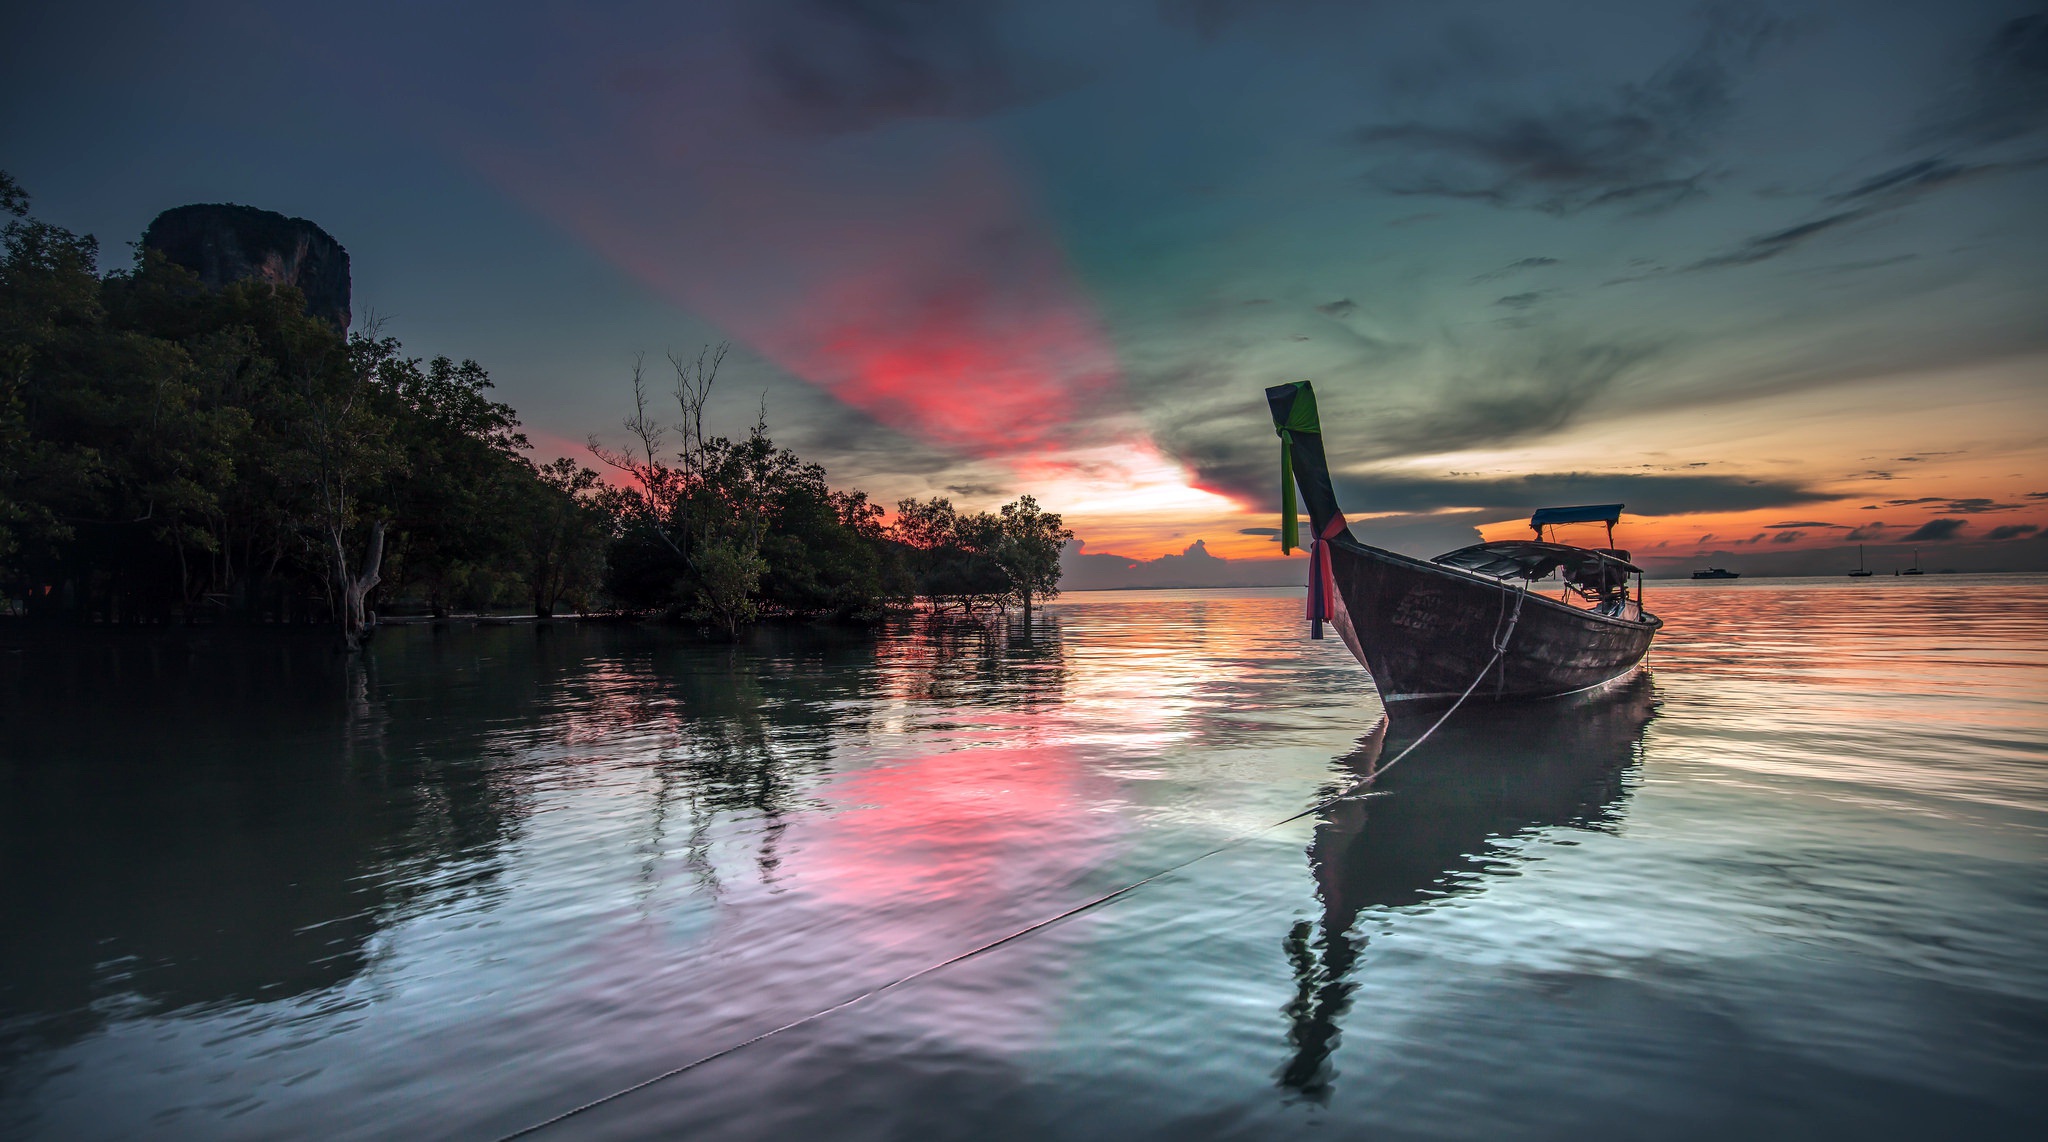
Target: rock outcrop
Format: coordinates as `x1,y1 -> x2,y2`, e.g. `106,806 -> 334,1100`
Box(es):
142,204 -> 352,331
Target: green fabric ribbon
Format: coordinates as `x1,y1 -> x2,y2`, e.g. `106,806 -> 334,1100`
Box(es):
1274,381 -> 1321,555
1280,435 -> 1297,553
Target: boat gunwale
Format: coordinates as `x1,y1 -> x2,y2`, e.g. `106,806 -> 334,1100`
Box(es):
1330,533 -> 1664,633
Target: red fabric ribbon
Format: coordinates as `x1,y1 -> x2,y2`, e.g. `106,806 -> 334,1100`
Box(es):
1307,513 -> 1347,625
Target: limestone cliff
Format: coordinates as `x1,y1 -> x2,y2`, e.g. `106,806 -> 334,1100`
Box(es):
142,204 -> 352,330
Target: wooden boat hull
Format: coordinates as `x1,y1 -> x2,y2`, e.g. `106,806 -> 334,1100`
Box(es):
1323,539 -> 1660,706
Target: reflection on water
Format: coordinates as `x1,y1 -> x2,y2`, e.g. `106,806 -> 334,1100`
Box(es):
1281,676 -> 1656,1099
0,633 -> 523,1053
2,579 -> 2045,1141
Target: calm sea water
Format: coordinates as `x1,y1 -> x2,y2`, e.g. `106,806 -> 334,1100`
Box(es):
3,577 -> 2045,1140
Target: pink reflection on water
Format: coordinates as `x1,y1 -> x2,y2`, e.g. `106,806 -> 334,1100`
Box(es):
797,742 -> 1122,925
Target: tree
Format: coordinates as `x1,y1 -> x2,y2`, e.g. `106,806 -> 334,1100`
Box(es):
594,346 -> 784,636
373,353 -> 529,616
890,496 -> 1009,613
995,495 -> 1073,621
298,330 -> 402,649
519,457 -> 614,618
0,175 -> 105,583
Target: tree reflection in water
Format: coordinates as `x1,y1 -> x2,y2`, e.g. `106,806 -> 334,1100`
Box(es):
1278,674 -> 1658,1100
0,615 -> 1067,1067
0,630 -> 527,1057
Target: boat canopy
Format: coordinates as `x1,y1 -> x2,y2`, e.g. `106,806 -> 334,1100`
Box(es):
1433,540 -> 1640,581
1529,503 -> 1624,530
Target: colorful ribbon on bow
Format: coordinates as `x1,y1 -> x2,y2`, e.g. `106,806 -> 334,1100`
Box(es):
1306,512 -> 1347,638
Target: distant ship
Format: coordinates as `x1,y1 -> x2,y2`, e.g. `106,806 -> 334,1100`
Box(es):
1901,548 -> 1924,576
1690,567 -> 1740,580
1848,544 -> 1874,578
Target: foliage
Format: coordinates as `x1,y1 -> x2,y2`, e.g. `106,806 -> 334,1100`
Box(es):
889,496 -> 1009,613
0,171 -> 613,637
994,494 -> 1074,617
594,349 -> 914,632
1,171 -> 1069,638
888,494 -> 1072,616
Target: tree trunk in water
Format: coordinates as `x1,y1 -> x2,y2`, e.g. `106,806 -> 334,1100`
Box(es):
339,519 -> 387,652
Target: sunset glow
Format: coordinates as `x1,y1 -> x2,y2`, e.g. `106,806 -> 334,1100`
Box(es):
60,0 -> 2029,582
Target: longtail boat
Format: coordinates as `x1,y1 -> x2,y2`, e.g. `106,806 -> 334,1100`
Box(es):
1266,380 -> 1661,708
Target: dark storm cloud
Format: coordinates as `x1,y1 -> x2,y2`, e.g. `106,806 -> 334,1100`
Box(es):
744,0 -> 1068,133
1156,334 -> 1658,501
1913,13 -> 2048,148
1903,518 -> 1969,541
1376,338 -> 1657,455
1352,5 -> 1780,214
1989,523 -> 2041,540
1470,256 -> 1560,284
1331,472 -> 1831,518
1194,457 -> 1831,520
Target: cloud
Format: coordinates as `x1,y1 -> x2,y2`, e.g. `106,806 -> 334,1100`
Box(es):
1312,471 -> 1832,519
1060,537 -> 1297,589
1316,298 -> 1358,317
1766,520 -> 1843,528
1883,497 -> 1945,507
1688,210 -> 1867,269
2031,492 -> 2048,499
1238,526 -> 1280,536
1364,337 -> 1659,457
1912,13 -> 2048,148
1352,5 -> 1781,214
1938,497 -> 2025,513
1770,530 -> 1804,543
1827,158 -> 1993,204
1845,523 -> 1887,540
1470,256 -> 1560,284
1903,518 -> 1969,542
743,0 -> 1072,134
1687,17 -> 2048,276
1161,334 -> 1662,496
1988,524 -> 2041,540
1493,291 -> 1550,310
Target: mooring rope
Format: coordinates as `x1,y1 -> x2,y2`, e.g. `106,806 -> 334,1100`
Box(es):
488,581 -> 1531,1141
1357,579 -> 1527,784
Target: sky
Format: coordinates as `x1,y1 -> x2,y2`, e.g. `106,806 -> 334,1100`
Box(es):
4,0 -> 2045,581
